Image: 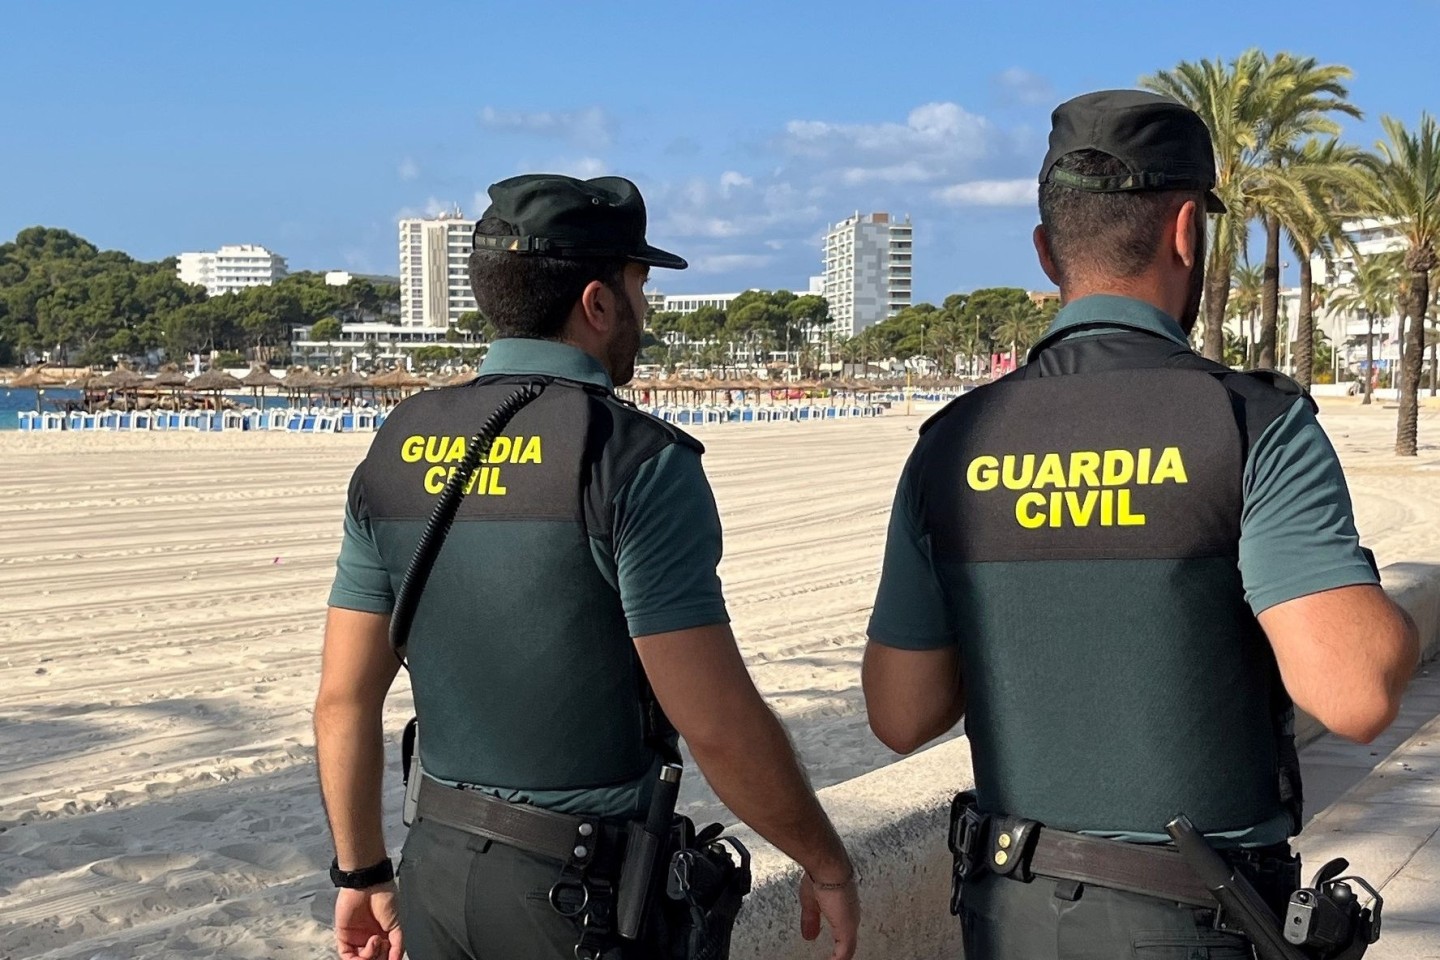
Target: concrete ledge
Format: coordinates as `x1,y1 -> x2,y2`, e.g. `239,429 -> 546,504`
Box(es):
727,562 -> 1440,960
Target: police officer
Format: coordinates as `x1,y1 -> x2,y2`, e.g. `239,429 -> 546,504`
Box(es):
861,91 -> 1420,959
315,174 -> 859,960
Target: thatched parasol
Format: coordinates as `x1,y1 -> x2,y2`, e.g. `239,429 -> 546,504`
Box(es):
188,369 -> 242,410
8,365 -> 58,411
151,363 -> 190,388
8,365 -> 52,389
241,363 -> 284,409
368,366 -> 429,402
149,363 -> 189,409
368,366 -> 429,389
101,365 -> 145,390
281,366 -> 323,402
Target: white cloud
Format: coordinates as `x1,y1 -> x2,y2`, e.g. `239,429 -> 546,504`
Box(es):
555,156 -> 609,179
692,253 -> 775,275
838,161 -> 932,185
993,67 -> 1055,107
934,179 -> 1035,206
651,177 -> 821,242
719,171 -> 753,196
781,102 -> 993,174
395,197 -> 458,220
397,157 -> 420,181
479,106 -> 614,149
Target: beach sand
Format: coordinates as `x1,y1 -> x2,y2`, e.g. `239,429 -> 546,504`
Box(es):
1,400 -> 1437,958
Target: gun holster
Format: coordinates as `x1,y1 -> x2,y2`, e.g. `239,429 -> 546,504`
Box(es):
947,791 -> 984,915
401,716 -> 421,827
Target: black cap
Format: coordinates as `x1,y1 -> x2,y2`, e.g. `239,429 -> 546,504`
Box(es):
473,174 -> 687,269
1039,90 -> 1226,214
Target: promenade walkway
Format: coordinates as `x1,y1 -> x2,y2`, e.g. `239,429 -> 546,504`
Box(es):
1298,668 -> 1440,957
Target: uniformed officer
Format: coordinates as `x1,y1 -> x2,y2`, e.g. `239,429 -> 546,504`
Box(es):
315,174 -> 859,960
861,90 -> 1421,959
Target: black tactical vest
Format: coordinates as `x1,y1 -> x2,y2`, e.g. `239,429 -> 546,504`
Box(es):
350,374 -> 701,791
915,326 -> 1308,837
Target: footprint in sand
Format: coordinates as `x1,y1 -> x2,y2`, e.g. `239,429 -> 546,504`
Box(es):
216,842 -> 326,875
89,851 -> 201,883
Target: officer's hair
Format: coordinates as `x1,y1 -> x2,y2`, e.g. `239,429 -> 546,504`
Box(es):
1039,151 -> 1204,283
468,218 -> 629,340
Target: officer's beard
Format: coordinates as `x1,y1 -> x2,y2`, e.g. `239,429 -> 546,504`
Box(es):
607,292 -> 641,387
1179,215 -> 1206,336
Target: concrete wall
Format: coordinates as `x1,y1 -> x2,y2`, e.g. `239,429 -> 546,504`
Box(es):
726,563 -> 1440,960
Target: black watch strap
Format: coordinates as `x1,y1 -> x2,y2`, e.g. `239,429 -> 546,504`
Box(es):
330,856 -> 395,889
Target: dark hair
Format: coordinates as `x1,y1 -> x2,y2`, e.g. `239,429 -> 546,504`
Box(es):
1038,150 -> 1204,283
467,218 -> 628,339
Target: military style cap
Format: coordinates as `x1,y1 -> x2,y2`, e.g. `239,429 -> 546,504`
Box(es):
1039,90 -> 1226,214
474,174 -> 687,269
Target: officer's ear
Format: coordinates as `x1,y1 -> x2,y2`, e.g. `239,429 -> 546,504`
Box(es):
577,279 -> 620,336
1033,225 -> 1062,287
1174,199 -> 1201,270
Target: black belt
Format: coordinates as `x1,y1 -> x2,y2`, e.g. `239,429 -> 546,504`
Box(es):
951,797 -> 1296,909
414,775 -> 624,866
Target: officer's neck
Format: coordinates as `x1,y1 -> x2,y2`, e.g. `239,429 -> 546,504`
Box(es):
1060,271 -> 1185,324
555,333 -> 623,383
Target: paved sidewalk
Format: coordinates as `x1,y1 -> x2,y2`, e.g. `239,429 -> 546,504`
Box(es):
1297,667 -> 1440,958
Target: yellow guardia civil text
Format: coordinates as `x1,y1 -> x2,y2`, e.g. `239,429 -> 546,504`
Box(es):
399,434 -> 544,496
965,448 -> 1188,529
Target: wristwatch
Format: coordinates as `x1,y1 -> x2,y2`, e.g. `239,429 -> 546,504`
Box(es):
329,856 -> 395,889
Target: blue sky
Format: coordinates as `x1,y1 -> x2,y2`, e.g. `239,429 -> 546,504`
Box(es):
1,0 -> 1435,302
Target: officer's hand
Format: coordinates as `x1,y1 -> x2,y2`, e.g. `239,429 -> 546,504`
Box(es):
798,871 -> 860,960
334,883 -> 404,960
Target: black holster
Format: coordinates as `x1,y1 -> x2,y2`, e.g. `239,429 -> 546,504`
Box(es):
645,818 -> 752,960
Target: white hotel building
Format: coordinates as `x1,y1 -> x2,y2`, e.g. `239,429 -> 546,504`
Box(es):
176,244 -> 288,297
399,210 -> 478,328
822,212 -> 912,337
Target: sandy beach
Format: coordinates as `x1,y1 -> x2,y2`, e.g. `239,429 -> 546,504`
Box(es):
1,400 -> 1437,959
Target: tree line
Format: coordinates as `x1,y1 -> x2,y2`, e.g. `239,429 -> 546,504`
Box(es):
0,227 -> 399,368
642,287 -> 1057,378
1144,48 -> 1439,455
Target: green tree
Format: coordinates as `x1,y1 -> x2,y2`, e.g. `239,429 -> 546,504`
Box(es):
993,301 -> 1047,363
1141,51 -> 1356,363
1331,251 -> 1402,405
1248,54 -> 1360,369
1356,113 -> 1440,455
1228,263 -> 1264,366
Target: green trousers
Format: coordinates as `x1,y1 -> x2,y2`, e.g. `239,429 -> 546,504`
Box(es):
397,817 -> 655,959
958,869 -> 1286,960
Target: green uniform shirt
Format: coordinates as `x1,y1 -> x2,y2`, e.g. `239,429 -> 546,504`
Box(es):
329,338 -> 730,816
869,295 -> 1380,843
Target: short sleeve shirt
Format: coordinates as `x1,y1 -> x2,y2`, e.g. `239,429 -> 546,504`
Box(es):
868,295 -> 1380,651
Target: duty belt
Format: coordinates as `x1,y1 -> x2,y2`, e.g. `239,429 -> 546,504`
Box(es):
948,792 -> 1297,911
414,774 -> 625,866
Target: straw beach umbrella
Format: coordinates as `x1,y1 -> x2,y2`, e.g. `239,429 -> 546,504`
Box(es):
187,369 -> 242,410
100,365 -> 145,409
368,365 -> 430,403
281,366 -> 323,405
151,363 -> 189,408
241,362 -> 284,409
9,365 -> 55,411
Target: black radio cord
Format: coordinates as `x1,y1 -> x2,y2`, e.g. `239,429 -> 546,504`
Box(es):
389,382 -> 546,665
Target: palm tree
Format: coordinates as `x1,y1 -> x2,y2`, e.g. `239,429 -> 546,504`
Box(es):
995,302 -> 1046,365
1228,263 -> 1264,366
1143,51 -> 1267,361
1278,138 -> 1371,388
1331,251 -> 1402,405
1357,114 -> 1440,455
1142,51 -> 1358,364
1249,54 -> 1360,369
